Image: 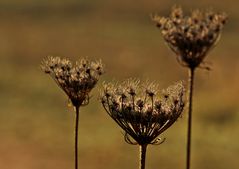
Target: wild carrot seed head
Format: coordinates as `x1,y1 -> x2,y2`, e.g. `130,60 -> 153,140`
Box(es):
100,79 -> 185,145
152,6 -> 227,69
41,56 -> 104,108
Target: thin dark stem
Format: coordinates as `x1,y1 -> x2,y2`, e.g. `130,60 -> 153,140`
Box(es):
139,144 -> 147,169
75,106 -> 80,169
186,68 -> 195,169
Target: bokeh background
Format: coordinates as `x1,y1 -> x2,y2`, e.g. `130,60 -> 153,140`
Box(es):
0,0 -> 238,169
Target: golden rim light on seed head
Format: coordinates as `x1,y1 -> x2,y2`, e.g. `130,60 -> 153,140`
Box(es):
100,79 -> 185,145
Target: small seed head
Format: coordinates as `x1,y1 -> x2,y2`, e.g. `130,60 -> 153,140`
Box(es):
41,56 -> 104,107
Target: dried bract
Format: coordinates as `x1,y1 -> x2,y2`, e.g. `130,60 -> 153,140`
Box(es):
41,56 -> 104,107
152,6 -> 227,69
100,80 -> 185,145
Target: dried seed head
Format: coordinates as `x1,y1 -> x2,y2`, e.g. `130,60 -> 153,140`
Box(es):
152,6 -> 227,69
100,79 -> 185,145
41,56 -> 104,107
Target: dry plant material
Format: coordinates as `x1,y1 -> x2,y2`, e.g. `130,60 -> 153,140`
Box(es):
41,56 -> 104,169
152,6 -> 227,169
152,6 -> 227,69
100,79 -> 185,169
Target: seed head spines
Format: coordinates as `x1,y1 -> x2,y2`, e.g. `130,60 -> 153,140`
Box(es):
42,56 -> 104,108
100,79 -> 185,145
152,6 -> 227,69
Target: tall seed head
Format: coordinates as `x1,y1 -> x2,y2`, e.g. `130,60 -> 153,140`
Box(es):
152,6 -> 227,69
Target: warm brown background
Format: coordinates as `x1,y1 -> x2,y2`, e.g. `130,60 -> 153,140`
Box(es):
0,0 -> 238,169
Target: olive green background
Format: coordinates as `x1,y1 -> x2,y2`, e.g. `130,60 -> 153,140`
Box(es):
0,0 -> 238,169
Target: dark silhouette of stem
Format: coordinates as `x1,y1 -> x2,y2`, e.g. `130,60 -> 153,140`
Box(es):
139,144 -> 147,169
186,67 -> 195,169
75,106 -> 80,169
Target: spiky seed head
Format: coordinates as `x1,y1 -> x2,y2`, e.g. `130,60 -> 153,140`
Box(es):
152,6 -> 227,69
41,56 -> 104,108
100,79 -> 185,146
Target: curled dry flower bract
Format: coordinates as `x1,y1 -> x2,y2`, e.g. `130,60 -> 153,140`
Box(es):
100,80 -> 185,145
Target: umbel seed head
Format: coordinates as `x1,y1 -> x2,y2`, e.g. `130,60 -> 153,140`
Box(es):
152,6 -> 227,69
100,79 -> 185,145
41,56 -> 104,108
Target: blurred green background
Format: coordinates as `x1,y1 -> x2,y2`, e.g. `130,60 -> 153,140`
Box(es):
0,0 -> 238,169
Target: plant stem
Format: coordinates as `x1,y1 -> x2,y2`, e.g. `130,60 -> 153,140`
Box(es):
186,68 -> 195,169
139,144 -> 147,169
75,106 -> 80,169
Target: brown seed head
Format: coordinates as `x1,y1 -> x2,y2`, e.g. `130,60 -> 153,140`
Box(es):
100,79 -> 185,145
152,6 -> 227,69
41,56 -> 104,107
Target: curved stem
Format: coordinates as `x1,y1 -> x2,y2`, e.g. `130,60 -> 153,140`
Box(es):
139,144 -> 147,169
75,106 -> 80,169
186,68 -> 195,169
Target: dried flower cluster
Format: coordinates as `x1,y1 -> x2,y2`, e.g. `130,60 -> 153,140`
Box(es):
41,56 -> 104,107
152,6 -> 227,69
100,79 -> 185,145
